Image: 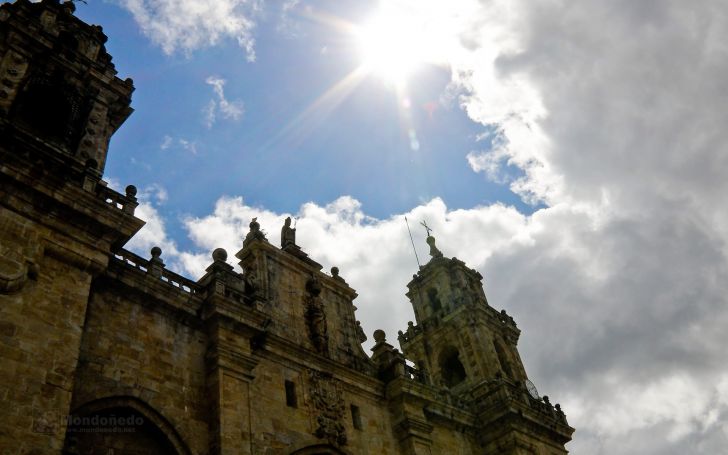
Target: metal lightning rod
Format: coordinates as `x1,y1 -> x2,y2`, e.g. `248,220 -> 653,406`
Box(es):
404,216 -> 422,269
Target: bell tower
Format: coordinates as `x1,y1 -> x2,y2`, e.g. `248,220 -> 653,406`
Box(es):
398,234 -> 574,454
0,1 -> 141,452
399,234 -> 526,389
0,0 -> 134,173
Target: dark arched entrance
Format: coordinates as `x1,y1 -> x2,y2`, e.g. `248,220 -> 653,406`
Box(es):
63,396 -> 190,455
290,444 -> 349,455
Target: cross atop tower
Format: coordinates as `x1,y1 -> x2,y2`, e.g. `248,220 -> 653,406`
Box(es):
420,220 -> 433,237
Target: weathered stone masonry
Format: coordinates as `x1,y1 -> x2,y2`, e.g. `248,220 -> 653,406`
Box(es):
0,1 -> 573,454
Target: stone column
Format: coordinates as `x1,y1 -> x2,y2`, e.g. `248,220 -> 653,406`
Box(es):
205,339 -> 258,455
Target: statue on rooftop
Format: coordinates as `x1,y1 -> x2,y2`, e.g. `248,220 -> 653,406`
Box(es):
305,275 -> 328,354
281,216 -> 296,249
243,217 -> 268,246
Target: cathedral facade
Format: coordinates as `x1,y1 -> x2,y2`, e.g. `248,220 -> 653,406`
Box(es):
0,1 -> 573,454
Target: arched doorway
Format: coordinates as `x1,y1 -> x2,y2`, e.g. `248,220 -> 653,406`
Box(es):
291,444 -> 347,455
290,444 -> 349,455
63,396 -> 190,455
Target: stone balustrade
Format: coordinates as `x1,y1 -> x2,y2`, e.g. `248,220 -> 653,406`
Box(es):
96,183 -> 138,215
112,248 -> 200,295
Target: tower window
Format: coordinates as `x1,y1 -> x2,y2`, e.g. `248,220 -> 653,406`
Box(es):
439,346 -> 467,388
14,74 -> 85,147
494,339 -> 515,379
427,288 -> 442,312
350,405 -> 362,430
57,31 -> 79,52
285,380 -> 297,408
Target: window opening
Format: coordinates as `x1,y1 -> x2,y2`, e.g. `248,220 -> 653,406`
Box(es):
427,288 -> 442,312
285,380 -> 297,408
350,405 -> 362,430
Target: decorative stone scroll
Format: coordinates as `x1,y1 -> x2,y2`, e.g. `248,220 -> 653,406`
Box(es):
0,251 -> 38,294
307,370 -> 347,446
0,228 -> 41,294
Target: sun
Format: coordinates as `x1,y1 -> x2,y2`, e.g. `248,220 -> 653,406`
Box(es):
355,7 -> 428,87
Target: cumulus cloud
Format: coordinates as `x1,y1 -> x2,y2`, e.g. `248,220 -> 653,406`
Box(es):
443,0 -> 728,452
118,0 -> 259,59
204,76 -> 245,128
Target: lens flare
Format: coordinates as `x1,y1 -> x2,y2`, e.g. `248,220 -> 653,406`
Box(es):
356,7 -> 428,87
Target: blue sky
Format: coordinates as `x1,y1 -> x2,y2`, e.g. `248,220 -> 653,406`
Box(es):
29,1 -> 728,453
73,1 -> 531,252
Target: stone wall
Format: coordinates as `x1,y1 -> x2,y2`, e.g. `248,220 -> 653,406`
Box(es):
0,211 -> 93,453
63,247 -> 405,455
68,273 -> 209,454
0,172 -> 139,454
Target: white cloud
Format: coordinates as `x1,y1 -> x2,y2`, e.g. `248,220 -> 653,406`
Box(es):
123,183 -> 181,268
118,0 -> 260,59
128,156 -> 151,172
440,0 -> 728,451
159,135 -> 199,155
138,182 -> 168,205
204,76 -> 245,128
178,139 -> 198,155
277,0 -> 303,36
160,135 -> 173,150
125,200 -> 179,261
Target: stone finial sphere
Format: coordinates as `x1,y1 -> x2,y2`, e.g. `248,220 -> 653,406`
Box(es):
331,266 -> 339,277
150,246 -> 162,258
212,248 -> 227,262
373,329 -> 386,343
125,185 -> 137,198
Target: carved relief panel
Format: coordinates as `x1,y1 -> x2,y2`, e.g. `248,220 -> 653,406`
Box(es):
307,370 -> 347,447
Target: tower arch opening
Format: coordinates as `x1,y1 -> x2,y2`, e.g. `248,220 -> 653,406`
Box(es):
13,70 -> 86,147
427,287 -> 442,313
494,338 -> 515,379
438,345 -> 467,387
